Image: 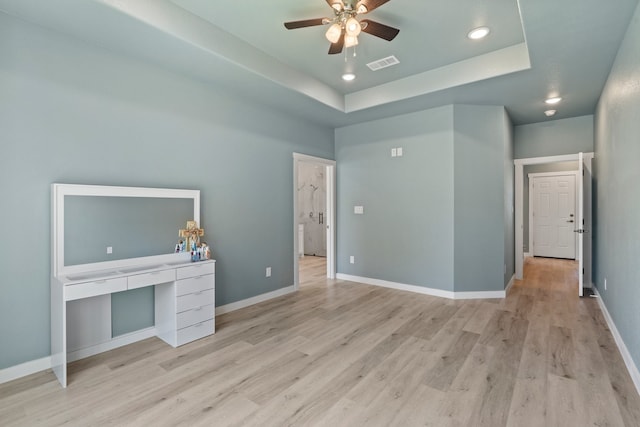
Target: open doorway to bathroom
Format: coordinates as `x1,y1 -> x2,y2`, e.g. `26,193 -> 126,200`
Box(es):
292,153 -> 336,290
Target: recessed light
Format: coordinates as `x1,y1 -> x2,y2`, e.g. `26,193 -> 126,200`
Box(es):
545,97 -> 562,104
544,110 -> 557,117
342,73 -> 356,81
467,27 -> 490,40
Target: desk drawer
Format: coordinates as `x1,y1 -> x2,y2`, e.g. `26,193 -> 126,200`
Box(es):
176,275 -> 213,297
65,277 -> 127,301
177,319 -> 214,346
176,304 -> 215,329
128,269 -> 175,290
176,262 -> 215,280
176,289 -> 214,313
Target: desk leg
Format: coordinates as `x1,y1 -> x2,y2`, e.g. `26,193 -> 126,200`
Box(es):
51,278 -> 67,387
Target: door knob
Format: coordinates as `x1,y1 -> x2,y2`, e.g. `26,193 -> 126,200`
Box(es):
567,220 -> 574,223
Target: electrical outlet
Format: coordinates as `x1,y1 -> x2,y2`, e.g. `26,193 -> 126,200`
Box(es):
350,255 -> 355,264
266,267 -> 272,277
107,246 -> 113,254
604,277 -> 607,290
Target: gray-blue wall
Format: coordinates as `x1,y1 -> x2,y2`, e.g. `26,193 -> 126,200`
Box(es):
335,106 -> 456,291
514,115 -> 594,159
0,13 -> 334,369
453,105 -> 513,292
503,111 -> 516,289
335,105 -> 513,293
594,1 -> 640,370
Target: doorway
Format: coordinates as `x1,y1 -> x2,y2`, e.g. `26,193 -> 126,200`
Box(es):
293,153 -> 336,290
514,152 -> 593,297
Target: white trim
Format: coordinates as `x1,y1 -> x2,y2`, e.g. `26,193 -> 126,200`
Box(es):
528,171 -> 579,259
215,286 -> 296,315
524,252 -> 533,258
0,327 -> 160,384
593,288 -> 640,395
336,274 -> 505,300
67,327 -> 158,363
52,184 -> 200,277
514,152 -> 594,279
0,356 -> 52,385
292,153 -> 337,289
505,274 -> 516,294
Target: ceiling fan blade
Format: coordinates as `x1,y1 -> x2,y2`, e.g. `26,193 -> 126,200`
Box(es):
325,0 -> 344,11
284,18 -> 326,30
355,0 -> 391,14
360,19 -> 399,41
328,32 -> 345,55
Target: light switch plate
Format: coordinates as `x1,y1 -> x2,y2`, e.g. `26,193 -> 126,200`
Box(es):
397,147 -> 403,157
106,246 -> 113,254
266,267 -> 272,277
354,206 -> 364,214
391,148 -> 397,157
350,256 -> 355,264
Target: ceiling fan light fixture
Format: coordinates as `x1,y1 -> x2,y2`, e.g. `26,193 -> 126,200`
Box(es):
545,96 -> 562,104
345,34 -> 359,48
330,2 -> 343,11
325,23 -> 342,43
357,4 -> 368,14
346,17 -> 362,36
467,26 -> 490,40
342,73 -> 356,81
544,110 -> 557,117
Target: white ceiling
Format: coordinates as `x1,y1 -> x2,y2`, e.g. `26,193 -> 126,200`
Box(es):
1,0 -> 638,128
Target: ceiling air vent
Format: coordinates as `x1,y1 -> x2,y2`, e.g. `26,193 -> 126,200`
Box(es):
366,55 -> 400,71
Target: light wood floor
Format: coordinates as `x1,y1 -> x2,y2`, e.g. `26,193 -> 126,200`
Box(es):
2,257 -> 639,426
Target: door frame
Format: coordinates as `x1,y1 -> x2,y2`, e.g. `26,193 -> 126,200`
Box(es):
293,153 -> 336,289
528,171 -> 579,260
514,152 -> 593,280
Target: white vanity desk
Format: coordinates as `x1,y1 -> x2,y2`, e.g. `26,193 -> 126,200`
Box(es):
50,184 -> 215,387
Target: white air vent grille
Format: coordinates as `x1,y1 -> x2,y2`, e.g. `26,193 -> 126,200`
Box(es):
366,55 -> 400,71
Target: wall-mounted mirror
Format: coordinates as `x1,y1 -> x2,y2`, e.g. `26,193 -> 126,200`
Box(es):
52,184 -> 200,277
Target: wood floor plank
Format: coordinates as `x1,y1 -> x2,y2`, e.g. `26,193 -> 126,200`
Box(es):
1,256 -> 638,426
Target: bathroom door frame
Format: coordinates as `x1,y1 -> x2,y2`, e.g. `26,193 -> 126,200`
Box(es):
293,153 -> 336,289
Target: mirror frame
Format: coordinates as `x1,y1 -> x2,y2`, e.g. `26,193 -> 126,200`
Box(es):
52,184 -> 200,277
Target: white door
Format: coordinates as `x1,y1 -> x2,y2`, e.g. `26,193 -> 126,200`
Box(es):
532,174 -> 576,259
577,152 -> 593,297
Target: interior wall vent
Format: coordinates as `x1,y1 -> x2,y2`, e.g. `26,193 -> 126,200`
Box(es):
366,55 -> 400,71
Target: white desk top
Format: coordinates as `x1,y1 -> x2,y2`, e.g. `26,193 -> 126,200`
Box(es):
57,259 -> 216,285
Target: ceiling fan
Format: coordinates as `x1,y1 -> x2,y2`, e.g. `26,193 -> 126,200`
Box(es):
284,0 -> 400,55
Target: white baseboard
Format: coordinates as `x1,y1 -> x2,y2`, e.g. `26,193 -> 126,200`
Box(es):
0,328 -> 158,385
216,285 -> 296,315
505,274 -> 516,294
335,274 -> 505,300
67,327 -> 158,363
593,288 -> 640,396
524,252 -> 532,258
0,355 -> 52,385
